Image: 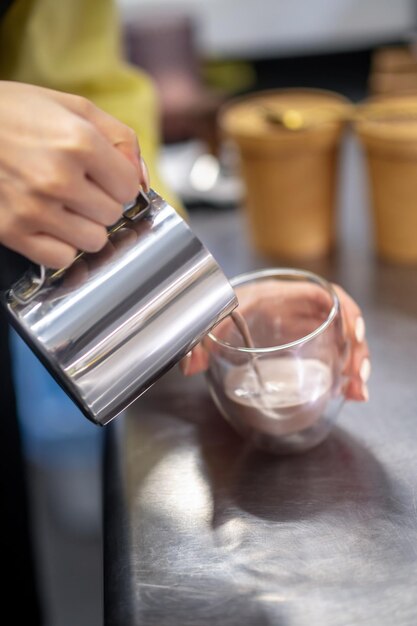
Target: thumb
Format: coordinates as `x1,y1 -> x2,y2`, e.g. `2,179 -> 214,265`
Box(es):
48,89 -> 150,190
115,141 -> 150,192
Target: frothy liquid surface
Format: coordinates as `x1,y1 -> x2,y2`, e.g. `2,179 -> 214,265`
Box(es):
224,357 -> 332,435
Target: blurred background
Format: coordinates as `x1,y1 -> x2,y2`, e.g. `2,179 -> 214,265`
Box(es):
14,1 -> 417,625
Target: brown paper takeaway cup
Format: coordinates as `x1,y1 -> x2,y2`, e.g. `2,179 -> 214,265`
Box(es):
355,96 -> 417,264
219,89 -> 351,259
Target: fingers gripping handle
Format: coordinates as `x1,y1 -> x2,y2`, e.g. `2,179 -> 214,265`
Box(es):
8,190 -> 151,305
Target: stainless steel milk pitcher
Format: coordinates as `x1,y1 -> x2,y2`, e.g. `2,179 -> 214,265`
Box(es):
2,189 -> 237,425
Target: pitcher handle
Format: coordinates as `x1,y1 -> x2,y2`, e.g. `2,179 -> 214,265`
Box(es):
8,190 -> 152,305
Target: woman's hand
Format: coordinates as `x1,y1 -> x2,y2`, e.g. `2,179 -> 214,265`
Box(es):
331,285 -> 370,401
0,81 -> 150,268
180,281 -> 370,403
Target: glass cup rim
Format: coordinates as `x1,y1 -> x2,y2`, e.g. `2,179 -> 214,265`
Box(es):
207,267 -> 340,354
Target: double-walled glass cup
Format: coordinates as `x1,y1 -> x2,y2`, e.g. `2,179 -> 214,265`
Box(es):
204,268 -> 348,454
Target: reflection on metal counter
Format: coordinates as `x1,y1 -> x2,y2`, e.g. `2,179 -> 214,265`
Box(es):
105,366 -> 417,626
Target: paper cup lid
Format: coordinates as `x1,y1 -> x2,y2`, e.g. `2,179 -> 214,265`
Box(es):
355,95 -> 417,142
219,88 -> 351,149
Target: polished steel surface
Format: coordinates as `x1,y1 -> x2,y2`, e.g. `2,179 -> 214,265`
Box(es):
2,190 -> 237,425
104,138 -> 417,625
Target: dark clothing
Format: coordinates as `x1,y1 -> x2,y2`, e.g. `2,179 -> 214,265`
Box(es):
0,245 -> 43,623
0,0 -> 14,19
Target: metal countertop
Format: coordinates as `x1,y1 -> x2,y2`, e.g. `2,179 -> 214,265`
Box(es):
104,138 -> 417,625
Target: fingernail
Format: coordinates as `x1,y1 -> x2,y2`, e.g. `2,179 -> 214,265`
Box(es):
182,351 -> 192,376
140,157 -> 150,193
360,357 -> 371,384
355,316 -> 365,343
361,383 -> 369,402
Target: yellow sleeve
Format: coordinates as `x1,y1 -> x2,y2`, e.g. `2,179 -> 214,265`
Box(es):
0,0 -> 184,214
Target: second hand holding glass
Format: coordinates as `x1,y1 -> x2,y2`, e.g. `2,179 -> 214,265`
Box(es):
204,268 -> 349,455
